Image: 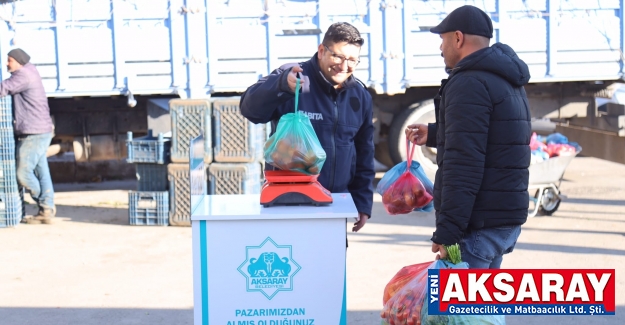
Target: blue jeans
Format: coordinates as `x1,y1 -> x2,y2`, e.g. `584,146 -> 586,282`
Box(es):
460,225 -> 522,269
16,133 -> 55,213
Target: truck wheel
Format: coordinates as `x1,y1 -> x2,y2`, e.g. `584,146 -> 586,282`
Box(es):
388,100 -> 438,175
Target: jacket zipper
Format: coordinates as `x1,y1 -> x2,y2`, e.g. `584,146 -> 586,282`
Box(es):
328,99 -> 339,192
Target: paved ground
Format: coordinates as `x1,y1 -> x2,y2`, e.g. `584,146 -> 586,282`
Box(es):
1,157 -> 623,325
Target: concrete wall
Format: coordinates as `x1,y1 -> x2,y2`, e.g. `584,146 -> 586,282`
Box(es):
556,125 -> 625,165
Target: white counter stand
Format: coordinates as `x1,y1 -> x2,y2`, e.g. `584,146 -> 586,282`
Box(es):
191,193 -> 358,325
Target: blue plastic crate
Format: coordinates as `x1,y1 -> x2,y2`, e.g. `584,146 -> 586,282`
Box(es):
170,99 -> 212,164
0,130 -> 16,158
0,128 -> 18,194
0,191 -> 23,228
0,160 -> 19,193
126,130 -> 171,164
0,96 -> 13,130
0,128 -> 15,141
128,191 -> 169,226
136,163 -> 168,191
212,97 -> 265,163
208,162 -> 261,195
0,96 -> 10,111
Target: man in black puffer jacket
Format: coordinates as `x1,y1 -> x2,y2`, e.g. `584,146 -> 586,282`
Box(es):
407,5 -> 531,268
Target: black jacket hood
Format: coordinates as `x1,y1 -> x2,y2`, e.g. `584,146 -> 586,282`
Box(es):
451,42 -> 531,87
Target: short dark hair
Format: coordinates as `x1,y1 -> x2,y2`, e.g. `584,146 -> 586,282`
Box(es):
322,22 -> 364,47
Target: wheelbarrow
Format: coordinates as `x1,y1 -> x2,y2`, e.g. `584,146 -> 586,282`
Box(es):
527,153 -> 577,218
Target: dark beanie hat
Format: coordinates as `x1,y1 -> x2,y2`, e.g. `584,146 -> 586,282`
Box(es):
8,48 -> 30,65
430,5 -> 493,38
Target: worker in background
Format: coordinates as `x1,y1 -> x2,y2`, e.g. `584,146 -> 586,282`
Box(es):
406,6 -> 532,268
0,48 -> 55,224
240,22 -> 375,234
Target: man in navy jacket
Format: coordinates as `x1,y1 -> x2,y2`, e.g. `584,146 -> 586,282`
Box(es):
407,6 -> 531,268
240,22 -> 375,232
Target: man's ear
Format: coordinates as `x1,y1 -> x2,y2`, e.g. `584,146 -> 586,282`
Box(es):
317,43 -> 325,59
455,31 -> 465,49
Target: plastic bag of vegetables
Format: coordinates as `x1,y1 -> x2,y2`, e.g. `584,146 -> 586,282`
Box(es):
381,245 -> 506,325
376,139 -> 433,215
263,78 -> 326,175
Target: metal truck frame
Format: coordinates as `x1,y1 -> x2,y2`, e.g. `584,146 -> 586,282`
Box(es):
1,0 -> 623,172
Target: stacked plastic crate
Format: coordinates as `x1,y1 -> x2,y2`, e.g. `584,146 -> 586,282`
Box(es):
0,96 -> 23,228
168,99 -> 212,227
210,97 -> 264,196
126,130 -> 171,226
168,98 -> 264,226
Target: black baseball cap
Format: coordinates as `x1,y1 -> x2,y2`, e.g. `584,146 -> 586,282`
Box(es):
430,5 -> 493,38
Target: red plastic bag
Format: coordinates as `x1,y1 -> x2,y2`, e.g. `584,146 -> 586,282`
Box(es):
545,143 -> 576,157
545,143 -> 575,158
381,258 -> 506,325
381,246 -> 507,325
380,260 -> 451,325
382,262 -> 431,305
381,140 -> 433,215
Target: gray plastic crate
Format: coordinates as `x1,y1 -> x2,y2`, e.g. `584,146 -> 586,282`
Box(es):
126,131 -> 171,164
136,163 -> 168,191
212,97 -> 265,163
0,191 -> 23,228
128,191 -> 169,226
168,163 -> 208,226
169,99 -> 212,164
208,162 -> 261,195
